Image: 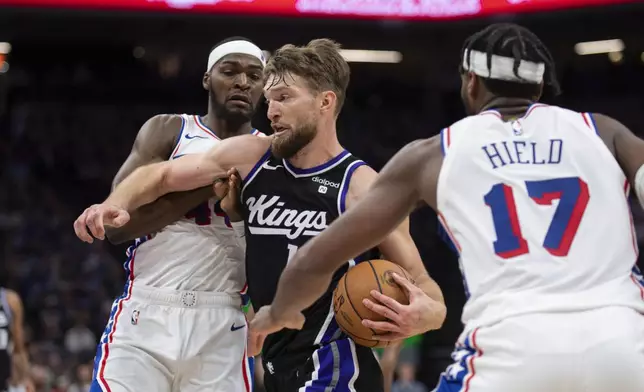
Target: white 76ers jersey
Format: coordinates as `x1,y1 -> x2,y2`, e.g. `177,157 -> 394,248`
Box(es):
127,114 -> 264,293
437,104 -> 644,330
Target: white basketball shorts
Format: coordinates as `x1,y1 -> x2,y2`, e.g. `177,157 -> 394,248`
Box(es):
434,306 -> 644,392
90,284 -> 253,392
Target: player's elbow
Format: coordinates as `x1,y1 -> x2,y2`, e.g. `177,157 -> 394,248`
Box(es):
436,302 -> 448,328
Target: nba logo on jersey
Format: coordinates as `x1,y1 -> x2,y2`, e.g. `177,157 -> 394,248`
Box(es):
131,310 -> 140,325
511,120 -> 522,135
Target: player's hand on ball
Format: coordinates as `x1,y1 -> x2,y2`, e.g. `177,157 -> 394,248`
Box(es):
250,305 -> 305,335
361,272 -> 446,341
213,167 -> 243,222
73,203 -> 130,243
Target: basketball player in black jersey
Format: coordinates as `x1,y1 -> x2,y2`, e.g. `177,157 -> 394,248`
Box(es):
0,288 -> 32,392
74,38 -> 446,392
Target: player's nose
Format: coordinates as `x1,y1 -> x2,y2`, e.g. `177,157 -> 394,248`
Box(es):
233,73 -> 249,89
266,101 -> 280,122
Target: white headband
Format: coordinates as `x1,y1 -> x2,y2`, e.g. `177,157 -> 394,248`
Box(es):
207,40 -> 266,71
462,49 -> 545,84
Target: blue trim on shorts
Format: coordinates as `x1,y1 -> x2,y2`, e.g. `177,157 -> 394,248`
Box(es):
434,333 -> 478,392
90,241 -> 142,391
303,338 -> 358,391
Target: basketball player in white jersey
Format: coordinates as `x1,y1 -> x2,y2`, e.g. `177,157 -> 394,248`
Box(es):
74,37 -> 266,392
259,23 -> 644,392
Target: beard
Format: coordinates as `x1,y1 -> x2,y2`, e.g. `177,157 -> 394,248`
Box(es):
211,91 -> 255,122
271,120 -> 317,159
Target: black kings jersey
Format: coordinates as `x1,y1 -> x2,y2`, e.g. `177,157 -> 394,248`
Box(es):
242,149 -> 378,363
0,289 -> 12,387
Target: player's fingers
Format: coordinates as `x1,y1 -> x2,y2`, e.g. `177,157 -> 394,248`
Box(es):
85,208 -> 100,239
73,210 -> 94,243
254,333 -> 266,354
111,210 -> 131,228
213,180 -> 230,199
230,173 -> 241,190
369,290 -> 405,314
247,330 -> 264,357
391,272 -> 419,294
228,168 -> 242,192
361,319 -> 402,334
362,298 -> 402,323
88,208 -> 106,240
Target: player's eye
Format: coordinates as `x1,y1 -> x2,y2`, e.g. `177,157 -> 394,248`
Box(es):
249,73 -> 262,81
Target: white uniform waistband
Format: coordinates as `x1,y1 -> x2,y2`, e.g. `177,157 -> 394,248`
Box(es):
130,285 -> 242,309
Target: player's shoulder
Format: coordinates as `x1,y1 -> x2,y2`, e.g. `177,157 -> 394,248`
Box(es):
137,114 -> 185,143
143,113 -> 185,131
400,136 -> 442,160
586,112 -> 632,154
3,289 -> 22,309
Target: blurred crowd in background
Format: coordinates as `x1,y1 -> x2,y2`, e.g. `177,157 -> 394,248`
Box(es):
1,1 -> 644,391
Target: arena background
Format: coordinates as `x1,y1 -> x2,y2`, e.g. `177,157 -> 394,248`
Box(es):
0,0 -> 643,390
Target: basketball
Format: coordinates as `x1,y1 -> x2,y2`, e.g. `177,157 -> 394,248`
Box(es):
332,259 -> 413,348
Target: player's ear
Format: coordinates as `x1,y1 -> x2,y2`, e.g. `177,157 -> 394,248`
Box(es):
467,72 -> 479,98
202,72 -> 210,91
319,90 -> 336,114
534,82 -> 544,101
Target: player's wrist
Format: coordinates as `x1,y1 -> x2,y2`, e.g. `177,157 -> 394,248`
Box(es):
268,304 -> 285,324
104,196 -> 128,211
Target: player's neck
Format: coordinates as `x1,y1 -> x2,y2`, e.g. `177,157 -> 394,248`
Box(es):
479,97 -> 535,119
202,113 -> 253,139
287,124 -> 343,170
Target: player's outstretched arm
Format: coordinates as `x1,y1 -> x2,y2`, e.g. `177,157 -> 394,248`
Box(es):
265,138 -> 442,330
74,135 -> 270,243
593,113 -> 644,208
348,165 -> 446,340
105,114 -> 214,244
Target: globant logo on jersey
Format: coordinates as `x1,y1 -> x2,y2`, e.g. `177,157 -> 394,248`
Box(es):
245,195 -> 327,240
312,176 -> 340,189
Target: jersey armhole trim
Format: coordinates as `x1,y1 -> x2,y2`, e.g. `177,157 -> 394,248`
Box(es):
337,160 -> 367,215
582,113 -> 599,136
437,212 -> 461,254
169,115 -> 187,159
241,148 -> 273,198
440,127 -> 451,156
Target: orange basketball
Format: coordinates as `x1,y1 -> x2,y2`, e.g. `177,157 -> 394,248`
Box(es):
332,259 -> 413,348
